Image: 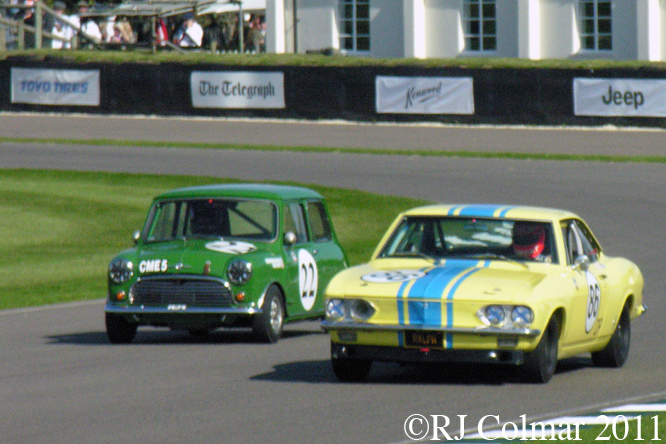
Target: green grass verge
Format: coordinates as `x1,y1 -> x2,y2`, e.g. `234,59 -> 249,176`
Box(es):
473,411 -> 666,443
5,50 -> 666,70
2,137 -> 666,164
0,168 -> 428,311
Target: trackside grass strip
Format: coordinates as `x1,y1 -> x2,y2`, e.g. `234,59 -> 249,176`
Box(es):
0,169 -> 427,310
2,137 -> 666,164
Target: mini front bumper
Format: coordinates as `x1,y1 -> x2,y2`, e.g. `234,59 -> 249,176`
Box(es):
105,303 -> 261,315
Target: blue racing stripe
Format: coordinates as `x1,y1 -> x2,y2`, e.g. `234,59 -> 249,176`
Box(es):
406,261 -> 478,327
443,265 -> 488,348
457,204 -> 506,217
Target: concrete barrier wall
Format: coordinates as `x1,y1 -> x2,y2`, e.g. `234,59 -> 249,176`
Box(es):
2,57 -> 665,127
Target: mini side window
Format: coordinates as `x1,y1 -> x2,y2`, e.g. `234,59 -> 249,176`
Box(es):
285,203 -> 309,244
307,201 -> 332,242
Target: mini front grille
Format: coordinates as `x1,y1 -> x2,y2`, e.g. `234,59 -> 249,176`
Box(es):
132,278 -> 232,308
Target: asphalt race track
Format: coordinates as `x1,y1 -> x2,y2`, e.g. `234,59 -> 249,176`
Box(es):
1,115 -> 665,444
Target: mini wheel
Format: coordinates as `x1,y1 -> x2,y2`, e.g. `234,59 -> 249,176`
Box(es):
105,312 -> 138,344
252,285 -> 284,343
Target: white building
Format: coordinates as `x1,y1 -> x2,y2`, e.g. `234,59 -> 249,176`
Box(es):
265,0 -> 665,61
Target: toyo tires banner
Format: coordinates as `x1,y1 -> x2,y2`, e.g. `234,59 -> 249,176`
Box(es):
191,71 -> 285,109
574,78 -> 666,117
11,68 -> 100,106
376,76 -> 474,115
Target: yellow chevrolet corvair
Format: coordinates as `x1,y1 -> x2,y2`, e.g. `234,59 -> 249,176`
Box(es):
322,205 -> 645,383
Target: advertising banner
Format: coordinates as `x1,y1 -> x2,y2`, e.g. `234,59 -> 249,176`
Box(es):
376,76 -> 474,114
11,68 -> 100,106
574,78 -> 666,117
191,71 -> 285,109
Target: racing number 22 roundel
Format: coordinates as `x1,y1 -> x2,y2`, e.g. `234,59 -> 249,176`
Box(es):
298,249 -> 318,311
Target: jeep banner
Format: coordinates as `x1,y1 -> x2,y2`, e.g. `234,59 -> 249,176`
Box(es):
11,68 -> 100,106
574,78 -> 666,117
191,71 -> 285,109
376,76 -> 474,115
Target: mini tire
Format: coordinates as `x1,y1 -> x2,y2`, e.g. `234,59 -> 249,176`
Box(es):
522,315 -> 560,383
105,312 -> 138,344
252,285 -> 284,343
592,302 -> 631,368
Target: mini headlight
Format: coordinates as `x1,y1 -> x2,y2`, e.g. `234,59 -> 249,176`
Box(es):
511,306 -> 534,327
109,258 -> 133,284
350,300 -> 376,322
325,299 -> 347,321
485,305 -> 506,325
227,260 -> 252,285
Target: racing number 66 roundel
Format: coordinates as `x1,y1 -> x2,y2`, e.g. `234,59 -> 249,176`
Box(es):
298,249 -> 318,311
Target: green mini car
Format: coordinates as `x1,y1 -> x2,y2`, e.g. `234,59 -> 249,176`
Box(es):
105,183 -> 348,344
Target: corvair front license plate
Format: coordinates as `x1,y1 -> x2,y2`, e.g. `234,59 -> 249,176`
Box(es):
405,330 -> 443,348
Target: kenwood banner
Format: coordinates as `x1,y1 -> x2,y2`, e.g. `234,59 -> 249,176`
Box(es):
11,68 -> 100,106
191,71 -> 285,109
574,78 -> 666,117
376,76 -> 474,114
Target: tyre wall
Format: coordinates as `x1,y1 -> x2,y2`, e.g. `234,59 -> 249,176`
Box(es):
1,57 -> 665,128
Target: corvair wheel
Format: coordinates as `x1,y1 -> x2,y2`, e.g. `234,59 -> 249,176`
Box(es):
331,356 -> 373,383
252,285 -> 284,343
105,312 -> 138,344
592,303 -> 631,368
522,316 -> 560,383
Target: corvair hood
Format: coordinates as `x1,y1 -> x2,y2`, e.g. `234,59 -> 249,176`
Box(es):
329,260 -> 547,303
136,238 -> 261,278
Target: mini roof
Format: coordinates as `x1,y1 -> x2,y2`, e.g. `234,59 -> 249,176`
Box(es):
155,183 -> 324,202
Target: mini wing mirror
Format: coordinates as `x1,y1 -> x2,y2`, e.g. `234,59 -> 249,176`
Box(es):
573,255 -> 590,271
132,230 -> 141,245
284,231 -> 297,246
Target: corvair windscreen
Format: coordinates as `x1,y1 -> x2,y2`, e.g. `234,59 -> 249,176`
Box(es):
144,199 -> 278,242
378,216 -> 558,264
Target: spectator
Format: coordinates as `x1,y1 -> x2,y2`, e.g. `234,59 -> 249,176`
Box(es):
71,0 -> 102,44
50,1 -> 69,49
155,17 -> 168,46
173,12 -> 203,47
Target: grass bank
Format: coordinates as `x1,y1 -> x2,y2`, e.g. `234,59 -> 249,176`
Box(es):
2,137 -> 666,164
0,169 -> 427,310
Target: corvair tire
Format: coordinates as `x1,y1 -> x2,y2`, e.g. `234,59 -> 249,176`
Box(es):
331,356 -> 373,383
252,285 -> 284,343
105,312 -> 138,344
592,303 -> 631,368
522,316 -> 560,383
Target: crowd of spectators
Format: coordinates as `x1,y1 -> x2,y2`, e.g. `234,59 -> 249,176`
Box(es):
1,0 -> 266,52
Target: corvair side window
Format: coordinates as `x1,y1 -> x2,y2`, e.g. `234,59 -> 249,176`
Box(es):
562,219 -> 599,264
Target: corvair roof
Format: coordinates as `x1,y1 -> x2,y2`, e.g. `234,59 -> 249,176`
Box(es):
401,204 -> 579,222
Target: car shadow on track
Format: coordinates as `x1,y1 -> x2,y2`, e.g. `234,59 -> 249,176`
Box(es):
252,358 -> 595,385
45,328 -> 323,346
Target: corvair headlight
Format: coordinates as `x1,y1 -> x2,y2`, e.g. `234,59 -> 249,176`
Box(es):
109,258 -> 133,284
326,299 -> 347,321
511,306 -> 534,327
477,305 -> 534,329
325,298 -> 376,322
227,259 -> 252,285
484,305 -> 506,326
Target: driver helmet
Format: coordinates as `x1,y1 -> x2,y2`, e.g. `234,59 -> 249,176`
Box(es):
512,222 -> 546,259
